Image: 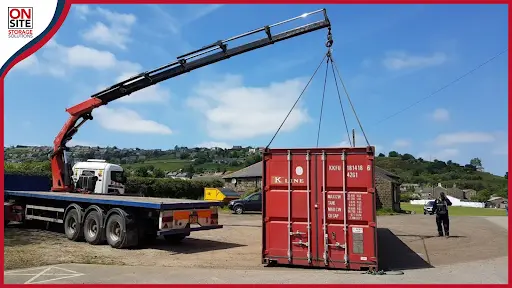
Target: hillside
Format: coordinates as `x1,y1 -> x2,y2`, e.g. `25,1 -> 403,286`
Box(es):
4,145 -> 507,200
375,152 -> 508,201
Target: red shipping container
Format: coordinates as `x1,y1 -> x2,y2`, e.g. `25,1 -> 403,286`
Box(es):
261,147 -> 378,271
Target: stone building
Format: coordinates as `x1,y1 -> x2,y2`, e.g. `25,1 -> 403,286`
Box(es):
374,166 -> 402,212
222,161 -> 262,193
420,183 -> 466,200
223,161 -> 402,212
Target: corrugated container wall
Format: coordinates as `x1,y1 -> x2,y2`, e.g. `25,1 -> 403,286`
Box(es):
261,147 -> 377,271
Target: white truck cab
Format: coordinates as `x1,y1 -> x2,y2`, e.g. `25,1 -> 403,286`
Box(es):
72,159 -> 126,194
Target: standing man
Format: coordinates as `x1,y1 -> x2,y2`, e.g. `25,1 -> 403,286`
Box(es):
432,192 -> 452,237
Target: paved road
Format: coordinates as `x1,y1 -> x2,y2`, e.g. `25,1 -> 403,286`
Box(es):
4,256 -> 508,284
4,216 -> 508,284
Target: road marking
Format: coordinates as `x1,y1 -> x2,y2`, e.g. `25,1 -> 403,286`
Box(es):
5,266 -> 84,284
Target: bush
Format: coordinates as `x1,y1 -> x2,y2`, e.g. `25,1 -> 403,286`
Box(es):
126,177 -> 224,199
400,192 -> 419,202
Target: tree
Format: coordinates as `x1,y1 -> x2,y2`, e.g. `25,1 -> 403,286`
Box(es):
472,189 -> 492,202
183,164 -> 195,174
152,168 -> 166,178
505,172 -> 508,179
388,151 -> 399,157
470,158 -> 483,169
378,153 -> 385,157
134,167 -> 149,177
401,153 -> 415,161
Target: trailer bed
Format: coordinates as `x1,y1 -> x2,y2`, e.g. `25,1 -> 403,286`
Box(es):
5,190 -> 221,210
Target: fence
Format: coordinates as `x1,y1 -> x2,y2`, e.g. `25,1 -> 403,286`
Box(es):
410,196 -> 485,208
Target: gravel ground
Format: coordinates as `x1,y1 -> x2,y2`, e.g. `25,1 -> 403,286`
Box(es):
4,212 -> 509,282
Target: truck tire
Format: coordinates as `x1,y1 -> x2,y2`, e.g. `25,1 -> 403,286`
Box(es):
64,209 -> 83,241
84,211 -> 105,245
106,214 -> 127,249
164,233 -> 187,244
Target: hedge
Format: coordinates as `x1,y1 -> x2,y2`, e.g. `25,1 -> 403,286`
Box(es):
125,177 -> 224,199
4,164 -> 224,200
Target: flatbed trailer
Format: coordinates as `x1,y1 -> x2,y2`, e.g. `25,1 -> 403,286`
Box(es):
4,190 -> 223,249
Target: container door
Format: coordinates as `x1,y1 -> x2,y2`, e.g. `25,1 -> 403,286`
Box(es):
315,150 -> 377,270
263,151 -> 314,266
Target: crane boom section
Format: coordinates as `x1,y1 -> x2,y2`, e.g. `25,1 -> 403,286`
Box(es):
51,9 -> 332,192
94,18 -> 330,104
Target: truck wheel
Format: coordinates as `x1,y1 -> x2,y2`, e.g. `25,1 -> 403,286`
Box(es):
84,211 -> 105,245
164,234 -> 186,244
234,205 -> 244,215
64,209 -> 83,241
106,214 -> 126,249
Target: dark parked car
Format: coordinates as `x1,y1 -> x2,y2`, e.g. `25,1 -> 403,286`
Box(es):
227,191 -> 262,214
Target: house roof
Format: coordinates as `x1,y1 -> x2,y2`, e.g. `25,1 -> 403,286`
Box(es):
375,166 -> 401,183
222,161 -> 262,179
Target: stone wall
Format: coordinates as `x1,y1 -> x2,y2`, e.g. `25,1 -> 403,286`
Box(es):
375,175 -> 401,212
223,177 -> 261,194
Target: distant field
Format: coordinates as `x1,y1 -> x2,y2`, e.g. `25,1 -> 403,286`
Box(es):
401,203 -> 507,216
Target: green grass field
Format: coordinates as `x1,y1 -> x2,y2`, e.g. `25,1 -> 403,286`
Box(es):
400,203 -> 507,216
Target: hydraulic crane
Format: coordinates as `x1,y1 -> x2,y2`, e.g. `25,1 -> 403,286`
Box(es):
50,9 -> 333,192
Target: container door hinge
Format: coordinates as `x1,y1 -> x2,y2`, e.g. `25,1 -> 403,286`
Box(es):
369,222 -> 376,227
290,230 -> 306,236
367,188 -> 375,193
327,242 -> 346,249
292,240 -> 309,247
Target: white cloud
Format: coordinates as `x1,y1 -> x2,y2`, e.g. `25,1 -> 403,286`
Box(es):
196,141 -> 231,149
14,39 -> 141,77
76,5 -> 136,50
393,139 -> 411,148
74,5 -> 90,20
382,51 -> 447,71
433,132 -> 496,146
187,74 -> 311,140
94,107 -> 172,135
431,108 -> 450,122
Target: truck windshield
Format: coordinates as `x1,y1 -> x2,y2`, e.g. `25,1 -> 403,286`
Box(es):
111,171 -> 126,183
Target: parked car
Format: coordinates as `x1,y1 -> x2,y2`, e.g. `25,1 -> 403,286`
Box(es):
227,191 -> 262,214
424,200 -> 435,215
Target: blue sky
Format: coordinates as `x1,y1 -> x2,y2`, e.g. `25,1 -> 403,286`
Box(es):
4,4 -> 508,175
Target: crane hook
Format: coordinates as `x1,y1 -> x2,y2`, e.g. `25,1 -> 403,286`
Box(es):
325,28 -> 333,48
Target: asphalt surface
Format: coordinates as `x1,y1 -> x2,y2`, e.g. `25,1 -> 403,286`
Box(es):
4,256 -> 508,284
4,216 -> 509,284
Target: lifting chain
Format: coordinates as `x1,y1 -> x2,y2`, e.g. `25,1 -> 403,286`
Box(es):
325,28 -> 333,48
266,28 -> 371,149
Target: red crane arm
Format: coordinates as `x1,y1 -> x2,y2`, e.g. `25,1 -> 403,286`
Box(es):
51,98 -> 103,191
